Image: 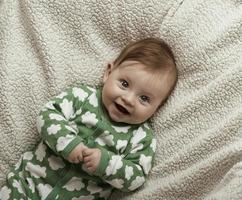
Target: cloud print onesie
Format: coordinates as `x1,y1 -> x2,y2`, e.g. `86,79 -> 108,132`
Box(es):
0,84 -> 156,200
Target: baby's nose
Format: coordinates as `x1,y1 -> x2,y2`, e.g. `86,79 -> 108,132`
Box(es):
121,94 -> 135,106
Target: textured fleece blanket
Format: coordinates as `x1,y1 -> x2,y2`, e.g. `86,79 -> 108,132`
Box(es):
1,0 -> 242,199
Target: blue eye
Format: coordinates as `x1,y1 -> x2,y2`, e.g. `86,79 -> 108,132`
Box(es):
120,80 -> 129,88
140,95 -> 150,103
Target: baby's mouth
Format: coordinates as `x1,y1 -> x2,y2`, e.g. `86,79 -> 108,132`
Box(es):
114,103 -> 130,115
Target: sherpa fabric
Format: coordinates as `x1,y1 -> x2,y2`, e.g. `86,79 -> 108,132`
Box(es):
0,0 -> 242,199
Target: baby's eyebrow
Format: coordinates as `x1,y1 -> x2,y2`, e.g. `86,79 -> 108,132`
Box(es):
142,91 -> 155,98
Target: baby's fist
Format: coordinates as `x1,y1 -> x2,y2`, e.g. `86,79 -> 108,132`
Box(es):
83,148 -> 101,173
67,143 -> 86,164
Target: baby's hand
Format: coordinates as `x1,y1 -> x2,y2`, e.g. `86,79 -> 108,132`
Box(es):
67,143 -> 87,164
83,148 -> 101,173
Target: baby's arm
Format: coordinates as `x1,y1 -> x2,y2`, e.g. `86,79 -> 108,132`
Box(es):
37,85 -> 91,161
92,127 -> 156,192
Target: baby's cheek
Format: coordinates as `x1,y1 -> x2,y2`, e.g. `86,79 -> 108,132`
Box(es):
110,87 -> 122,101
141,108 -> 155,120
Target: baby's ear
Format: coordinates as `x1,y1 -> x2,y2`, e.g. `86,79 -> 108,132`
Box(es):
103,61 -> 114,83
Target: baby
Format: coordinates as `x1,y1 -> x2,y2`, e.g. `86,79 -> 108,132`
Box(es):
0,38 -> 177,200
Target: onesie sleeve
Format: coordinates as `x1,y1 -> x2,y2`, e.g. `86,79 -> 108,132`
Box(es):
36,84 -> 92,160
94,125 -> 156,192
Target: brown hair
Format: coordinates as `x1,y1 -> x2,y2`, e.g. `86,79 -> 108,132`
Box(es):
114,38 -> 178,105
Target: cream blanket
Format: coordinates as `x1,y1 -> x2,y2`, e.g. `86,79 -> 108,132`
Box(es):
1,0 -> 242,199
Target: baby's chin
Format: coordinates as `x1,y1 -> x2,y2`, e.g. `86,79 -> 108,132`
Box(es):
123,117 -> 151,125
109,110 -> 148,124
111,116 -> 146,125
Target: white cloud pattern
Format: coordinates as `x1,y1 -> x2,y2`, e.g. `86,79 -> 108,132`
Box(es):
37,115 -> 44,134
37,183 -> 52,200
60,99 -> 75,120
35,141 -> 47,162
88,93 -> 98,107
116,140 -> 128,153
49,113 -> 66,121
150,138 -> 156,152
48,155 -> 65,170
112,125 -> 131,133
47,124 -> 61,135
87,86 -> 96,92
81,111 -> 98,128
131,127 -> 146,145
68,121 -> 78,132
65,125 -> 78,135
106,179 -> 124,189
15,155 -> 23,170
75,108 -> 82,115
44,101 -> 56,110
87,181 -> 103,194
73,87 -> 88,102
139,154 -> 152,175
106,155 -> 123,176
56,92 -> 67,99
41,100 -> 56,112
26,178 -> 35,193
135,164 -> 142,171
23,151 -> 33,161
95,131 -> 114,146
143,123 -> 150,129
125,166 -> 134,180
56,135 -> 75,152
130,143 -> 143,154
72,196 -> 94,200
7,172 -> 14,179
25,163 -> 46,178
128,176 -> 145,191
63,177 -> 85,191
130,127 -> 146,153
13,180 -> 25,195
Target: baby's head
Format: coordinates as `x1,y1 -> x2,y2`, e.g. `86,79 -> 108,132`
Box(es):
102,38 -> 177,124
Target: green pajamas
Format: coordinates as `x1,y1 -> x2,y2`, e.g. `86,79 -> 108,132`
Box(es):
0,84 -> 156,200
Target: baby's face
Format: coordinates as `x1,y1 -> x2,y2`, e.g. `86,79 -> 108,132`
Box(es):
102,61 -> 169,124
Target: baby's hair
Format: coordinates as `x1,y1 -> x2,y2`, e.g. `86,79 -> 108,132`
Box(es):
114,37 -> 178,105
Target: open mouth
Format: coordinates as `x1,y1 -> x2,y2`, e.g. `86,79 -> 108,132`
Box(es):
114,103 -> 130,115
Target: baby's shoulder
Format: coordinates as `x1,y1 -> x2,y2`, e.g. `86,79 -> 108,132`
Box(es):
64,83 -> 101,100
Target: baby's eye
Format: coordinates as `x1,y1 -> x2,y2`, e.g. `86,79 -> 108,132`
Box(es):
120,79 -> 129,88
140,95 -> 150,103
